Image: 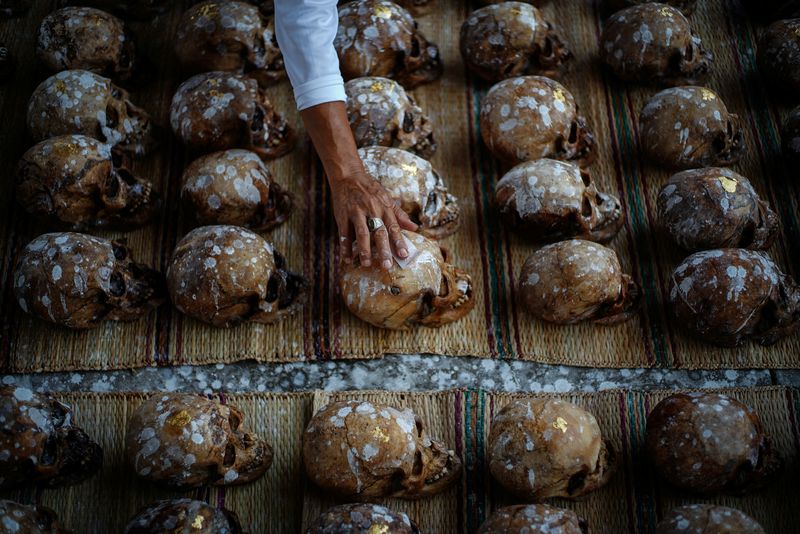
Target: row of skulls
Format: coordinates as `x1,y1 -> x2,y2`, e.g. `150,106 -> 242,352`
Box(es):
0,385 -> 776,532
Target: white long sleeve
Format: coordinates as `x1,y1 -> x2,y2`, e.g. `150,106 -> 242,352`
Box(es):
274,0 -> 346,111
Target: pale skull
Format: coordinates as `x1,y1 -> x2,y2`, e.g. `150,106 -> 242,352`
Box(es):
125,499 -> 243,534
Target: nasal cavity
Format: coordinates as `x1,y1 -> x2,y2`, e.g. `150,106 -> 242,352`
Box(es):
223,443 -> 236,467
109,271 -> 126,297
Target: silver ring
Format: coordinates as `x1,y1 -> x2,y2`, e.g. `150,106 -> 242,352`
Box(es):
366,216 -> 384,233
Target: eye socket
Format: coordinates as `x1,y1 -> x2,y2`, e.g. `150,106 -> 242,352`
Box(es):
567,470 -> 588,495
265,273 -> 280,303
581,197 -> 593,218
390,286 -> 401,295
112,245 -> 128,261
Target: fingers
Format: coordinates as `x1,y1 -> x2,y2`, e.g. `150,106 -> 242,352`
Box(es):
393,203 -> 418,232
372,225 -> 393,269
339,233 -> 353,265
353,211 -> 372,267
383,208 -> 407,260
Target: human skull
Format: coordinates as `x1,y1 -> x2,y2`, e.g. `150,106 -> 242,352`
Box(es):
657,167 -> 778,251
13,233 -> 165,329
480,76 -> 596,166
125,394 -> 272,488
175,1 -> 285,86
0,0 -> 27,17
600,4 -> 711,86
0,501 -> 67,533
170,71 -> 295,160
303,400 -> 461,499
639,86 -> 743,169
307,504 -> 420,533
782,106 -> 800,167
62,0 -> 170,20
669,249 -> 800,346
460,2 -> 571,83
16,135 -> 159,231
0,386 -> 103,490
656,505 -> 765,534
477,505 -> 589,534
345,76 -> 436,159
181,149 -> 292,231
358,146 -> 459,239
27,70 -> 155,156
488,399 -> 615,501
167,225 -> 306,328
646,392 -> 780,494
36,7 -> 137,82
518,239 -> 640,324
605,0 -> 696,16
757,18 -> 800,95
339,230 -> 474,329
125,499 -> 242,534
335,0 -> 443,89
495,158 -> 623,243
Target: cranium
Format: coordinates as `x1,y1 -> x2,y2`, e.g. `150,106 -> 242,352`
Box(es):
495,158 -> 623,243
656,505 -> 765,534
125,394 -> 272,488
601,3 -> 711,86
605,0 -> 696,16
176,1 -> 285,86
16,134 -> 159,231
13,232 -> 165,329
758,18 -> 800,96
167,225 -> 306,328
669,249 -> 800,346
302,400 -> 461,499
478,505 -> 589,534
339,230 -> 474,329
358,146 -> 459,239
181,149 -> 292,231
335,0 -> 443,89
488,399 -> 616,501
346,76 -> 437,158
657,167 -> 778,251
125,499 -> 243,534
480,76 -> 596,166
308,504 -> 419,533
61,0 -> 170,20
170,71 -> 295,160
640,86 -> 743,169
0,501 -> 67,533
0,386 -> 103,489
27,70 -> 155,156
460,2 -> 571,83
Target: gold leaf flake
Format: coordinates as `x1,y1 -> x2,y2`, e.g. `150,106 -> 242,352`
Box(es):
167,410 -> 192,427
370,81 -> 384,93
701,88 -> 716,101
369,525 -> 389,534
553,417 -> 568,433
191,515 -> 205,529
372,427 -> 390,442
375,5 -> 392,18
718,176 -> 737,193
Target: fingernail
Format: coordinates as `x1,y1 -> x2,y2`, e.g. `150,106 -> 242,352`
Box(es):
398,248 -> 408,258
382,259 -> 392,269
362,259 -> 371,267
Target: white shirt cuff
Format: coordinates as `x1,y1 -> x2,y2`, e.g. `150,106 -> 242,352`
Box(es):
294,74 -> 347,111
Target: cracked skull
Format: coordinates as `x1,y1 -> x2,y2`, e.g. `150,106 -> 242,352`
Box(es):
480,76 -> 596,166
0,501 -> 67,534
27,70 -> 155,156
519,239 -> 640,324
335,0 -> 443,89
167,225 -> 306,328
359,146 -> 459,238
125,394 -> 272,488
601,3 -> 711,86
16,135 -> 159,231
346,76 -> 436,158
495,158 -> 623,243
669,249 -> 800,346
488,399 -> 616,501
0,386 -> 102,490
657,167 -> 778,251
308,504 -> 420,533
478,505 -> 589,534
125,499 -> 242,534
303,400 -> 461,499
646,392 -> 780,495
758,18 -> 800,95
181,149 -> 292,231
339,230 -> 474,329
639,86 -> 743,169
461,2 -> 571,83
176,1 -> 285,86
656,505 -> 765,534
170,71 -> 294,160
13,233 -> 165,329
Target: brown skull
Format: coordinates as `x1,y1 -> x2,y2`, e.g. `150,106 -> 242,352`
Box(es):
488,399 -> 616,501
518,239 -> 640,324
460,2 -> 571,83
0,386 -> 102,490
669,249 -> 800,346
480,76 -> 596,166
477,505 -> 589,534
0,501 -> 68,534
782,105 -> 800,167
181,149 -> 292,231
639,86 -> 744,169
27,70 -> 155,156
358,146 -> 459,239
646,392 -> 780,495
16,134 -> 159,231
125,394 -> 272,488
335,0 -> 443,89
346,76 -> 436,158
176,1 -> 285,86
167,225 -> 306,328
125,499 -> 242,534
656,505 -> 765,534
170,71 -> 295,160
757,18 -> 800,96
13,233 -> 165,329
657,167 -> 778,251
303,400 -> 461,499
339,230 -> 474,329
495,158 -> 623,243
605,0 -> 696,16
307,504 -> 420,533
601,3 -> 711,86
36,7 -> 137,82
61,0 -> 170,20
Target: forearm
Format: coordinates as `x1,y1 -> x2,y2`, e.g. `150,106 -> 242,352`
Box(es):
300,101 -> 365,185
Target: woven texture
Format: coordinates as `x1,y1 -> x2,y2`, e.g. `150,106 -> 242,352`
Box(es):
1,0 -> 799,372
